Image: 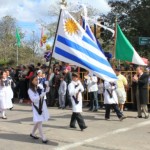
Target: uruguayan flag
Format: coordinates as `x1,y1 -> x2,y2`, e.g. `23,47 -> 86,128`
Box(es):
53,10 -> 117,82
81,17 -> 105,54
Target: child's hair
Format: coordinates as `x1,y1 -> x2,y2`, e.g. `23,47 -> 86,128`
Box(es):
29,75 -> 37,93
0,70 -> 8,86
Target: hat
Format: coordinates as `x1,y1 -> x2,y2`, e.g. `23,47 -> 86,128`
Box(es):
72,73 -> 78,77
37,70 -> 42,74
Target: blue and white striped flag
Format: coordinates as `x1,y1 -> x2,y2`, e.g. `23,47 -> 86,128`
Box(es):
53,10 -> 117,82
81,17 -> 105,54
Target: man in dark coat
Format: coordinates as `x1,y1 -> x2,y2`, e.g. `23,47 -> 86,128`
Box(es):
133,66 -> 149,119
63,67 -> 72,107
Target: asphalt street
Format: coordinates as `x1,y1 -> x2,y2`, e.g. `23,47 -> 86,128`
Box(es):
0,103 -> 150,150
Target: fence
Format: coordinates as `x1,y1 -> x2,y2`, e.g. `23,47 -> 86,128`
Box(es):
79,71 -> 150,104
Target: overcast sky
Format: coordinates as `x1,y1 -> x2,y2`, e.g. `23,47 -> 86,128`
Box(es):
0,0 -> 111,41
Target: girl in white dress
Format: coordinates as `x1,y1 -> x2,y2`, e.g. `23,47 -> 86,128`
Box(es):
28,75 -> 49,144
0,71 -> 13,119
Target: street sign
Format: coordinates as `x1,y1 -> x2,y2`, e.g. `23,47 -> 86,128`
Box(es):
139,37 -> 150,45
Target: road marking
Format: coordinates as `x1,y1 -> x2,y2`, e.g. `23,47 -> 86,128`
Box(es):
54,120 -> 150,150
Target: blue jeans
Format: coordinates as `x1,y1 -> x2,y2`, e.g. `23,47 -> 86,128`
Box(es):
89,91 -> 98,110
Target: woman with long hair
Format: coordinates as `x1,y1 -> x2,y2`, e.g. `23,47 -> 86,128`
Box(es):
28,75 -> 49,144
0,70 -> 13,119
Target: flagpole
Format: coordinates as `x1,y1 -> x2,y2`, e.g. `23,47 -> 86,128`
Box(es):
46,1 -> 66,80
17,45 -> 18,66
113,16 -> 120,68
113,17 -> 117,58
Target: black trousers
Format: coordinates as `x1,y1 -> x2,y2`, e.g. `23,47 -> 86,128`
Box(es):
105,104 -> 123,119
70,112 -> 86,129
65,89 -> 72,107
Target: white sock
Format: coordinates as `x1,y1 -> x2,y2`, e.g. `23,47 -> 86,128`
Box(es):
37,122 -> 46,141
31,123 -> 38,136
2,110 -> 6,117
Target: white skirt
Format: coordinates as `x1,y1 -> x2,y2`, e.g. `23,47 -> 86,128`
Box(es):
0,86 -> 13,109
32,100 -> 50,122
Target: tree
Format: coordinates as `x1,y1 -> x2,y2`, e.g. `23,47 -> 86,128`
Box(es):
0,15 -> 43,66
107,0 -> 150,59
0,16 -> 17,65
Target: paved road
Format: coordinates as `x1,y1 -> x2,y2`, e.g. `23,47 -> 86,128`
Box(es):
0,104 -> 150,150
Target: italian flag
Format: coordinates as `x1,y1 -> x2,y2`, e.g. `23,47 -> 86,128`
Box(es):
115,23 -> 146,66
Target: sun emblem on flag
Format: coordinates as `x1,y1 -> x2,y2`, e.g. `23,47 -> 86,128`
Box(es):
64,18 -> 79,35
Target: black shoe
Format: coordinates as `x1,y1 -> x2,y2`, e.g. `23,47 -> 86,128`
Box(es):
42,140 -> 48,144
137,116 -> 142,118
119,116 -> 126,121
145,114 -> 149,119
81,126 -> 87,131
2,116 -> 7,119
10,107 -> 13,110
30,134 -> 39,139
93,109 -> 98,112
70,125 -> 77,128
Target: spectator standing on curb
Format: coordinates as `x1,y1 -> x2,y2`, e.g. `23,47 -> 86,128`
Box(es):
115,68 -> 128,113
133,66 -> 149,119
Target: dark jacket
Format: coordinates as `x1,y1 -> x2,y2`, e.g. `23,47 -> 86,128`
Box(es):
138,73 -> 149,104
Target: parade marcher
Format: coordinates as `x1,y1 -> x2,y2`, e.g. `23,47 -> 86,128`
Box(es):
68,73 -> 87,131
58,75 -> 67,109
104,81 -> 126,121
86,73 -> 99,112
6,69 -> 16,105
115,68 -> 128,113
133,66 -> 149,119
0,71 -> 13,119
28,75 -> 50,144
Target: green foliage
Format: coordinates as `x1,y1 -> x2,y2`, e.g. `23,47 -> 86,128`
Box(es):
0,16 -> 42,67
105,0 -> 150,60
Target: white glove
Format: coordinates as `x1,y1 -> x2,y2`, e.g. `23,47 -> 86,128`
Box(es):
38,84 -> 43,89
46,87 -> 50,93
40,92 -> 46,98
44,81 -> 49,86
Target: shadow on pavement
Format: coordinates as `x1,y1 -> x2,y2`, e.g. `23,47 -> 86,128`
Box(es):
4,117 -> 55,124
0,133 -> 59,146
